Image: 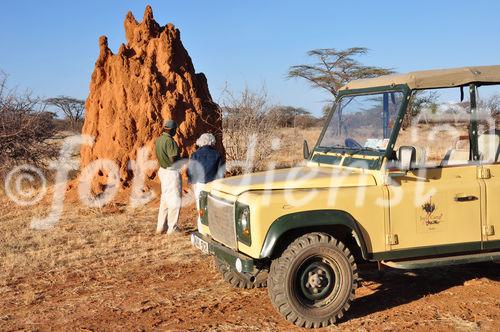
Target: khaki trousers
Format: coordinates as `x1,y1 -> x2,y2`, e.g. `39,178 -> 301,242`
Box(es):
157,167 -> 182,233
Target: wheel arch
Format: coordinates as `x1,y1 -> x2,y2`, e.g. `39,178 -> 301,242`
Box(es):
259,210 -> 369,261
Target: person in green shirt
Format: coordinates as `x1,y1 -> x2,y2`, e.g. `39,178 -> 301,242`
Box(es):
155,119 -> 181,235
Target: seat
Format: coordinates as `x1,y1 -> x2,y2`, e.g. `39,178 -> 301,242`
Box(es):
414,146 -> 427,167
441,135 -> 471,166
478,133 -> 500,163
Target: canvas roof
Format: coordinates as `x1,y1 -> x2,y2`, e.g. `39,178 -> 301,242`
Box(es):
340,65 -> 500,91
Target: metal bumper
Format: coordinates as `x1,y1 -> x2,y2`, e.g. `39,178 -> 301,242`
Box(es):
190,231 -> 255,273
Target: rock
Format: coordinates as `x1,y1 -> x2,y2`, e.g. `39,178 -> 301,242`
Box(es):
81,5 -> 224,191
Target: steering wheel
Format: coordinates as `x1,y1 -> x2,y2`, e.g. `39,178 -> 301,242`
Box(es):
344,138 -> 362,149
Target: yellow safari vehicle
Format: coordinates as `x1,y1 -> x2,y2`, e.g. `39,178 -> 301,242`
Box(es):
191,65 -> 500,328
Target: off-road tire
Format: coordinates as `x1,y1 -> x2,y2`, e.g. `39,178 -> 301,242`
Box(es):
215,258 -> 268,289
268,232 -> 358,328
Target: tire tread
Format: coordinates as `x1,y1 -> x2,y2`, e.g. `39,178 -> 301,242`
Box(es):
216,259 -> 267,289
267,232 -> 357,328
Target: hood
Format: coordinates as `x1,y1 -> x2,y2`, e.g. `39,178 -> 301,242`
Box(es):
210,167 -> 377,196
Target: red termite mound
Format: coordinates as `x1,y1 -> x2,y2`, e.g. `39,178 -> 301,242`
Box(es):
80,5 -> 223,190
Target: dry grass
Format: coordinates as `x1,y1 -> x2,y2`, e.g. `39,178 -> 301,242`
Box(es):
261,127 -> 322,169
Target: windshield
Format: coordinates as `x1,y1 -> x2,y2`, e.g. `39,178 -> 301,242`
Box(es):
319,91 -> 404,152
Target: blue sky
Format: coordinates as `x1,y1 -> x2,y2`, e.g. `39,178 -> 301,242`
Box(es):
1,0 -> 499,116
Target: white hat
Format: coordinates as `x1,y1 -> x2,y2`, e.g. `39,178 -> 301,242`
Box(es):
196,133 -> 216,147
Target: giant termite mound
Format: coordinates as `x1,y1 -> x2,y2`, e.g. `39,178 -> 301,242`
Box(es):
80,5 -> 224,190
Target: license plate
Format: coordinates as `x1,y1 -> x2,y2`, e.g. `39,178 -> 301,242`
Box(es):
192,234 -> 209,254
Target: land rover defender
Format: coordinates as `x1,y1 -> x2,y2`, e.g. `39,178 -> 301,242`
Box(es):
191,65 -> 500,328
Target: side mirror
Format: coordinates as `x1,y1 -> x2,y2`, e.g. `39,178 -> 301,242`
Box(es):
303,140 -> 310,159
398,146 -> 416,172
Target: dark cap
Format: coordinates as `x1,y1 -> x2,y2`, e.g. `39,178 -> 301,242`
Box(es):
163,119 -> 178,129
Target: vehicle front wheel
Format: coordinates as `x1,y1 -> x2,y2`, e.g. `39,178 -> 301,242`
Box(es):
268,232 -> 357,328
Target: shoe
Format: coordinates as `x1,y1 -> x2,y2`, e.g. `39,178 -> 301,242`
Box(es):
166,226 -> 181,235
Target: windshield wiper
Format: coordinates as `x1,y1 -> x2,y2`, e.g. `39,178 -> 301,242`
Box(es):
319,145 -> 382,155
321,144 -> 349,154
345,146 -> 380,156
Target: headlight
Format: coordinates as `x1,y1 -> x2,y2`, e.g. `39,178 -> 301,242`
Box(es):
199,191 -> 209,225
236,204 -> 251,245
240,208 -> 250,236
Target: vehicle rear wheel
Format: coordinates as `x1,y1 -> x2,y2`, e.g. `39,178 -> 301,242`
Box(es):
268,232 -> 357,328
215,258 -> 267,289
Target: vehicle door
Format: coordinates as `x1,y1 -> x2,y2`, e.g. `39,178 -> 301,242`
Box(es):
476,84 -> 500,248
387,86 -> 482,253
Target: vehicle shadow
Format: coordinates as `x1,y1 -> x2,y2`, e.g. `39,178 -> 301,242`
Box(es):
345,261 -> 500,320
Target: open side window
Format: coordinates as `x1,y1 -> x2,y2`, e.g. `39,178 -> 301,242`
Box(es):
392,86 -> 473,169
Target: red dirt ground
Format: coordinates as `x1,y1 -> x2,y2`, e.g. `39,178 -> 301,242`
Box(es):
0,199 -> 498,331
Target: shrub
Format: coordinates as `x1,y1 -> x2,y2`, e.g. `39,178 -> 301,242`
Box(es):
0,72 -> 57,178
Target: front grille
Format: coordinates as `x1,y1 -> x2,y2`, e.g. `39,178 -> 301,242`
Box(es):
207,195 -> 237,249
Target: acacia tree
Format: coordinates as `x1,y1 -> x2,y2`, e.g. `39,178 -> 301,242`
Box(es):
46,96 -> 85,130
268,106 -> 311,127
288,47 -> 394,99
